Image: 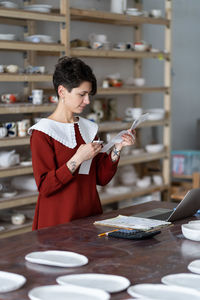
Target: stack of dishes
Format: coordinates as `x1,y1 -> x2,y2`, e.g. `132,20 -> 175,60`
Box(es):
0,34 -> 16,41
126,8 -> 144,16
24,35 -> 54,43
146,108 -> 165,120
0,1 -> 18,9
182,220 -> 200,241
23,4 -> 52,13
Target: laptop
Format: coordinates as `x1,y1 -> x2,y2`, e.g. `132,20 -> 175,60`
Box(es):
133,188 -> 200,222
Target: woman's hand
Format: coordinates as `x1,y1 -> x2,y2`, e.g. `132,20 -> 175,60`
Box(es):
111,129 -> 136,162
66,142 -> 102,174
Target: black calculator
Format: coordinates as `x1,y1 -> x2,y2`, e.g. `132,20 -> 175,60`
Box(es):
108,229 -> 161,240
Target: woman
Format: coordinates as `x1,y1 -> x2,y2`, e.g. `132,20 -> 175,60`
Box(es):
28,56 -> 135,230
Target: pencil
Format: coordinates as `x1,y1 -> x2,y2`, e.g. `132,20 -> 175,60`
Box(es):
98,229 -> 120,237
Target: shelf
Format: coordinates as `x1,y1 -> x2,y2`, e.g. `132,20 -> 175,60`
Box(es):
0,40 -> 65,52
0,136 -> 30,147
172,174 -> 193,180
0,220 -> 32,239
0,165 -> 33,178
0,7 -> 66,22
71,48 -> 170,59
0,103 -> 56,114
99,119 -> 168,132
0,73 -> 52,82
98,86 -> 169,95
0,191 -> 37,210
100,184 -> 169,205
119,151 -> 167,166
70,8 -> 170,26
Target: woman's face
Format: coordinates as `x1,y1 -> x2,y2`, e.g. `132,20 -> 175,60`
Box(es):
59,81 -> 92,113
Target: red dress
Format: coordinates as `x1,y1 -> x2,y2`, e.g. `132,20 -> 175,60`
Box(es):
30,123 -> 119,230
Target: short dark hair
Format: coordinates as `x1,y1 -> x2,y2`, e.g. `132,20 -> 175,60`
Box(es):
53,56 -> 97,98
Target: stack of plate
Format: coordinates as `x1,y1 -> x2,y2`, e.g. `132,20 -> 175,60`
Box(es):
182,220 -> 200,241
0,1 -> 18,9
23,4 -> 52,13
126,8 -> 144,16
0,34 -> 16,41
24,35 -> 54,43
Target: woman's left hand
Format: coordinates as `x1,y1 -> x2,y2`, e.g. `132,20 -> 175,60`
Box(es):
116,129 -> 136,149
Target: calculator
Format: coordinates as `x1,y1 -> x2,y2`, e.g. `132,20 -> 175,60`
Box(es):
108,229 -> 161,240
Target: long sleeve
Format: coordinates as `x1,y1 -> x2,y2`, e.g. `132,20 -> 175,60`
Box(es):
30,130 -> 74,197
95,152 -> 119,186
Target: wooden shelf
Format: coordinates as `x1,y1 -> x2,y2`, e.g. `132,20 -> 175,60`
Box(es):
0,73 -> 52,82
70,8 -> 170,26
0,7 -> 65,22
101,184 -> 169,205
0,136 -> 30,147
99,119 -> 168,132
172,174 -> 193,180
0,103 -> 56,114
71,48 -> 170,59
0,191 -> 37,210
119,151 -> 167,166
0,220 -> 32,239
0,165 -> 33,178
98,86 -> 169,95
0,40 -> 65,52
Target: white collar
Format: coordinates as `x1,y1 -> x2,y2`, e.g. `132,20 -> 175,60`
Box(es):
28,117 -> 98,149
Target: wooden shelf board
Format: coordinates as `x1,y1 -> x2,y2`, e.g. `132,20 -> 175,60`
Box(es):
0,74 -> 52,82
0,103 -> 56,114
0,7 -> 65,22
100,184 -> 169,205
0,165 -> 33,178
99,119 -> 168,132
71,48 -> 169,59
0,221 -> 32,239
0,136 -> 30,147
98,86 -> 169,95
119,151 -> 167,166
0,192 -> 37,210
172,174 -> 193,180
0,41 -> 65,52
70,8 -> 170,26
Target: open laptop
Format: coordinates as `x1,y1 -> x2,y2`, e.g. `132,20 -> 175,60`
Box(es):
133,188 -> 200,222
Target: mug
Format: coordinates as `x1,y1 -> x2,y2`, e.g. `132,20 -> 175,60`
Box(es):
0,127 -> 7,138
17,119 -> 31,137
32,89 -> 43,105
125,107 -> 142,119
5,122 -> 17,137
110,0 -> 127,14
1,94 -> 17,103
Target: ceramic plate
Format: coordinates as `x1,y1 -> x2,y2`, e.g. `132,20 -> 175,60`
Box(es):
28,284 -> 110,300
188,260 -> 200,274
24,4 -> 52,13
20,161 -> 32,166
56,273 -> 130,293
25,250 -> 88,267
161,273 -> 200,291
127,283 -> 200,299
0,270 -> 26,293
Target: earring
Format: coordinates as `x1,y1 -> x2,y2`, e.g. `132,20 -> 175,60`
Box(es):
61,98 -> 64,104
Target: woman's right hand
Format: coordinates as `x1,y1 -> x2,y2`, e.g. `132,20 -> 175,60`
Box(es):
75,142 -> 102,163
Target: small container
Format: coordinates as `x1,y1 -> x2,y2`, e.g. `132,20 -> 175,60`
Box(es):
11,213 -> 26,225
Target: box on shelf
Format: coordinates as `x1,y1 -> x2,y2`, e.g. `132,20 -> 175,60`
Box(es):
172,150 -> 200,175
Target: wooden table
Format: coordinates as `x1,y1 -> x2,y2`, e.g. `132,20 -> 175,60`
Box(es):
1,200 -> 200,300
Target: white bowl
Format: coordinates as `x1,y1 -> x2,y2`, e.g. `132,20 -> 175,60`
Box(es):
134,44 -> 148,51
133,78 -> 146,86
151,9 -> 162,18
182,223 -> 200,241
146,109 -> 165,120
145,144 -> 164,153
136,176 -> 151,188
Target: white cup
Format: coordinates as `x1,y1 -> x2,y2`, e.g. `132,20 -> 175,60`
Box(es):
32,89 -> 43,105
153,175 -> 163,185
125,107 -> 142,119
17,119 -> 31,137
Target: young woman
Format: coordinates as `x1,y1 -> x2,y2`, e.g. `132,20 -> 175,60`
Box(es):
28,56 -> 135,230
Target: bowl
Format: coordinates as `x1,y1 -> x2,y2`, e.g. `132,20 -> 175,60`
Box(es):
146,109 -> 165,120
133,78 -> 146,86
134,43 -> 148,52
11,213 -> 26,225
182,223 -> 200,241
136,176 -> 151,188
5,65 -> 19,73
150,9 -> 162,18
145,144 -> 164,153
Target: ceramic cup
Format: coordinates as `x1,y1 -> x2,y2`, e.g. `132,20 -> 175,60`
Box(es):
125,107 -> 142,119
32,89 -> 43,105
0,127 -> 7,138
17,119 -> 31,137
1,94 -> 17,103
5,64 -> 19,73
0,65 -> 4,73
11,213 -> 26,225
5,122 -> 17,137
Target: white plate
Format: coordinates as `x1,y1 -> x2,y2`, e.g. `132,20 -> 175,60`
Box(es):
20,161 -> 32,166
127,283 -> 200,300
28,284 -> 110,300
161,273 -> 200,291
189,220 -> 200,225
1,191 -> 17,198
0,1 -> 18,8
25,250 -> 88,267
0,34 -> 16,40
188,260 -> 200,274
24,4 -> 52,13
0,270 -> 26,293
56,273 -> 130,293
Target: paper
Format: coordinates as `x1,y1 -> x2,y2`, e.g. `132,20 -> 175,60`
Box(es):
79,113 -> 149,175
94,214 -> 171,230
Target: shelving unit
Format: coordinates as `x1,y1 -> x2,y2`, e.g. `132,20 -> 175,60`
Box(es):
0,0 -> 172,238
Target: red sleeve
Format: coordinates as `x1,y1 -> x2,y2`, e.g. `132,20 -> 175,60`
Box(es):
30,130 -> 74,197
95,152 -> 119,186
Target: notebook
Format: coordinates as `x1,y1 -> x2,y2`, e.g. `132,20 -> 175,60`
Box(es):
133,188 -> 200,222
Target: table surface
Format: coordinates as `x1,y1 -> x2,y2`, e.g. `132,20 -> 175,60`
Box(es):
1,200 -> 200,300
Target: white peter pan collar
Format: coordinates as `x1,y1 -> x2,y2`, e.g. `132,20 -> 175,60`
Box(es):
28,117 -> 98,149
